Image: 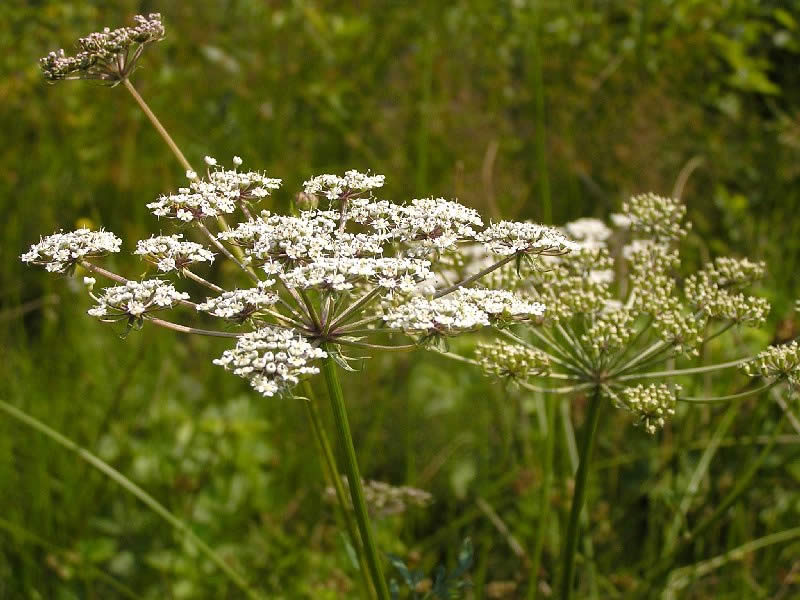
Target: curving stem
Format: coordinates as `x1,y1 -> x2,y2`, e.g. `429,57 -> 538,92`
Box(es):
320,346 -> 390,600
558,386 -> 603,600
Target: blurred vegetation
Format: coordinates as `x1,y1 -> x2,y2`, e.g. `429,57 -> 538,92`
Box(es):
2,1 -> 800,598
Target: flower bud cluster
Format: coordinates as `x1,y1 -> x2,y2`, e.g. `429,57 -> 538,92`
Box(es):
619,383 -> 679,434
87,280 -> 189,321
582,308 -> 636,355
147,158 -> 281,222
40,14 -> 164,82
21,228 -> 122,273
196,282 -> 278,321
685,258 -> 769,325
622,193 -> 689,242
213,328 -> 327,397
135,234 -> 215,272
383,288 -> 545,335
475,341 -> 551,380
743,341 -> 800,390
326,478 -> 433,517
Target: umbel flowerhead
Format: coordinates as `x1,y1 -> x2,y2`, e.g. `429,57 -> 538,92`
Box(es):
39,13 -> 164,84
458,193 -> 785,434
23,153 -> 582,398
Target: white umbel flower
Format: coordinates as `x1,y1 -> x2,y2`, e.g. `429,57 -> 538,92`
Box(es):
87,280 -> 189,320
147,157 -> 281,221
564,218 -> 612,250
196,282 -> 279,321
21,228 -> 122,273
476,221 -> 579,256
134,234 -> 215,272
384,288 -> 545,335
213,328 -> 327,397
303,170 -> 385,201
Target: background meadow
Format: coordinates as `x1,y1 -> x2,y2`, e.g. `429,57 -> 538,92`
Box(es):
2,1 -> 800,598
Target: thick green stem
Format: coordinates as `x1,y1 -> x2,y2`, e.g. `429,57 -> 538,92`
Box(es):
558,387 -> 603,600
320,349 -> 390,600
301,383 -> 375,599
0,400 -> 260,599
527,395 -> 557,599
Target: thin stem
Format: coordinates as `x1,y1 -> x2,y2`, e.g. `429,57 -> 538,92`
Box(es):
122,77 -> 192,172
299,289 -> 322,332
558,386 -> 603,600
146,316 -> 240,338
528,393 -> 556,599
301,382 -> 375,600
320,349 -> 390,600
701,321 -> 734,345
498,328 -> 586,377
182,268 -> 225,293
519,381 -> 594,395
0,399 -> 260,599
616,357 -> 751,381
678,382 -> 776,404
334,339 -> 417,353
329,288 -> 383,331
80,260 -> 127,284
196,222 -> 258,282
433,253 -> 517,299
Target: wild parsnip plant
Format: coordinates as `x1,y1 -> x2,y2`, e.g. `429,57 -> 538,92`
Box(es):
448,195 -> 799,598
22,13 -> 581,600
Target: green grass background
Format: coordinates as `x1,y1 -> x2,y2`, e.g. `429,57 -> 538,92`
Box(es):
2,1 -> 800,598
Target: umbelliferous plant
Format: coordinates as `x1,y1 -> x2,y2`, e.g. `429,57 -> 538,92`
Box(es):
447,195 -> 798,597
23,13 -> 579,600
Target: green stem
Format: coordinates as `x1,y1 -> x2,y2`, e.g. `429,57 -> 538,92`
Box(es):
0,399 -> 260,600
320,350 -> 390,600
301,383 -> 375,599
123,77 -> 192,173
528,394 -> 557,599
558,387 -> 603,600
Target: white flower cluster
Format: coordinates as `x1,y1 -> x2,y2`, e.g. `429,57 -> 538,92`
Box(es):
475,340 -> 551,380
622,193 -> 689,242
21,228 -> 122,273
147,157 -> 281,221
87,279 -> 189,320
134,234 -> 215,272
619,383 -> 679,434
743,341 -> 800,390
213,328 -> 327,397
303,170 -> 385,201
40,14 -> 164,82
351,197 -> 484,255
384,288 -> 545,335
281,257 -> 431,292
476,221 -> 579,257
326,478 -> 433,518
564,218 -> 612,250
196,282 -> 278,321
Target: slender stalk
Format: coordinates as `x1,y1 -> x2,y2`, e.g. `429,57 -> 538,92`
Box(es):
301,383 -> 375,599
519,381 -> 594,395
196,222 -> 258,282
433,253 -> 517,299
616,357 -> 750,381
80,260 -> 128,284
182,268 -> 225,293
146,316 -> 240,338
528,394 -> 556,599
320,349 -> 390,600
558,386 -> 603,600
334,339 -> 417,353
299,289 -> 322,332
0,399 -> 260,600
678,382 -> 776,404
329,288 -> 383,331
122,77 -> 192,173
